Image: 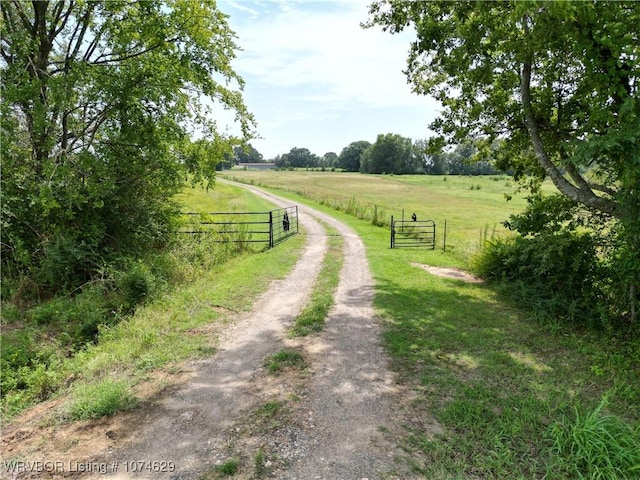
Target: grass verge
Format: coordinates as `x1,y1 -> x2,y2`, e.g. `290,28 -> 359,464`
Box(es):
1,181 -> 305,422
289,229 -> 343,337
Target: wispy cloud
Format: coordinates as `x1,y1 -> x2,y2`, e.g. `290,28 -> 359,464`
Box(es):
218,0 -> 438,157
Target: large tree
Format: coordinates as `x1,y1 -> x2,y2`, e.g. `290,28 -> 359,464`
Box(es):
1,0 -> 254,292
233,143 -> 264,164
366,1 -> 638,218
338,140 -> 371,172
360,133 -> 415,174
367,1 -> 639,320
277,147 -> 318,169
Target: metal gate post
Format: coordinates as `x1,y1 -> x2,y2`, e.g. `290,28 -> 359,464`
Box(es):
390,215 -> 395,249
269,210 -> 273,249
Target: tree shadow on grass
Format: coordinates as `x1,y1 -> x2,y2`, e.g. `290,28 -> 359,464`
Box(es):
372,276 -> 602,479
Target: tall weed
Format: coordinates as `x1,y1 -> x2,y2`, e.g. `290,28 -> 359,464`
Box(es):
546,393 -> 640,479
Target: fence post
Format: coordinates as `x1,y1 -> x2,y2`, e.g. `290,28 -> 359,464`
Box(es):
443,219 -> 447,252
269,210 -> 273,249
390,215 -> 394,249
295,206 -> 299,234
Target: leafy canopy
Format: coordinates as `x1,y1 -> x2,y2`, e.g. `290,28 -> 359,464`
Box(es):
366,1 -> 640,323
1,0 -> 255,293
365,1 -> 639,220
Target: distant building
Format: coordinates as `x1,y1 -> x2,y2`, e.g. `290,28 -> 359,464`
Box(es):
235,163 -> 277,170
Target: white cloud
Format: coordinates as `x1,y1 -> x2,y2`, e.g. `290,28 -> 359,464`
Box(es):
217,0 -> 439,158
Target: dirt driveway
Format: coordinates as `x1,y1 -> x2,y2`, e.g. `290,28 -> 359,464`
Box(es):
2,184 -> 415,480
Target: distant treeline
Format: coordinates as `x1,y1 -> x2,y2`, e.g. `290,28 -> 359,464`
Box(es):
222,136 -> 502,175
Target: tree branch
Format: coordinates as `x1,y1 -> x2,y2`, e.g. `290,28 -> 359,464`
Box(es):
521,59 -> 620,218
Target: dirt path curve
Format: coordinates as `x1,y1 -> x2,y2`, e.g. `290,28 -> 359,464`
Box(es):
3,183 -> 411,480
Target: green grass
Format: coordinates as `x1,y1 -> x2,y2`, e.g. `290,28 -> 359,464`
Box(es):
221,171 -> 557,260
254,400 -> 284,418
210,458 -> 239,476
546,394 -> 640,480
265,349 -> 306,374
289,229 -> 343,337
254,448 -> 267,476
176,180 -> 276,213
65,379 -> 137,420
221,172 -> 640,480
6,172 -> 638,478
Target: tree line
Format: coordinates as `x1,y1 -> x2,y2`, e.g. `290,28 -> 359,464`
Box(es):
227,136 -> 501,175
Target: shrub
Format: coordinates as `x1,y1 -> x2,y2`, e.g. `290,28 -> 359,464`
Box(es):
472,231 -> 605,327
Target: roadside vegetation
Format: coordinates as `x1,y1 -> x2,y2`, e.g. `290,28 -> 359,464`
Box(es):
1,182 -> 304,421
222,174 -> 640,480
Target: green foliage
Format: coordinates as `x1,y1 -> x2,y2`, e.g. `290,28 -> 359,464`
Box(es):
65,379 -> 137,421
0,232 -> 251,418
338,140 -> 371,172
367,1 -> 640,320
232,143 -> 264,164
360,133 -> 416,174
473,192 -> 638,330
546,394 -> 640,480
472,231 -> 604,327
275,147 -> 319,169
504,194 -> 587,236
1,0 -> 254,296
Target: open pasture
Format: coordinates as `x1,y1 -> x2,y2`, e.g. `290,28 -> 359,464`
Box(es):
222,171 -> 555,258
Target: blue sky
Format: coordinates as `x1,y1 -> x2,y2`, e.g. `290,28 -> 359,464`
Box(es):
217,0 -> 440,159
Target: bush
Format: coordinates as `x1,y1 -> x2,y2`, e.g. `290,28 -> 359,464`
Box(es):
472,231 -> 605,327
0,233 -> 252,419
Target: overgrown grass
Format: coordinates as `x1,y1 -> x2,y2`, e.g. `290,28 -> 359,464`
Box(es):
1,181 -> 303,421
289,230 -> 343,337
546,393 -> 640,479
64,379 -> 137,421
222,174 -> 640,479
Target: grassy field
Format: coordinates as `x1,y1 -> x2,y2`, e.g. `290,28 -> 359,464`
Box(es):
221,171 -> 555,260
220,172 -> 640,479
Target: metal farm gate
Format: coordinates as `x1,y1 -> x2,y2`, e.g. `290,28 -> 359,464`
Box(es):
182,206 -> 298,249
390,215 -> 436,249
